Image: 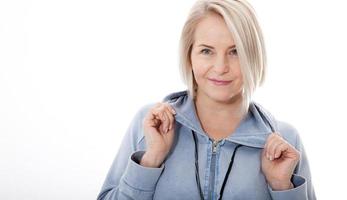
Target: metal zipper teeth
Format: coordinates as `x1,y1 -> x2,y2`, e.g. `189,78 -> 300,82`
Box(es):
209,140 -> 220,200
212,140 -> 219,153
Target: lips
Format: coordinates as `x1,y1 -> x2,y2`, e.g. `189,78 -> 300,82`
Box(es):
208,78 -> 233,85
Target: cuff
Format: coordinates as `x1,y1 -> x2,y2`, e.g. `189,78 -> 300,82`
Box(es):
121,150 -> 165,192
268,174 -> 308,200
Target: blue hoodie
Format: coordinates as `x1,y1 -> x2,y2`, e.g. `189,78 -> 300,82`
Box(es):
97,90 -> 316,200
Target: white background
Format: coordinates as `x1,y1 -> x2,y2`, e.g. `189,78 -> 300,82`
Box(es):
1,0 -> 346,199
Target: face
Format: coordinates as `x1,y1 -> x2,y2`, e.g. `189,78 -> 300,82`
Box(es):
191,12 -> 243,104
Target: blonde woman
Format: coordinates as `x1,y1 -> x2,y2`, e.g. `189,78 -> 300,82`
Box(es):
97,0 -> 316,199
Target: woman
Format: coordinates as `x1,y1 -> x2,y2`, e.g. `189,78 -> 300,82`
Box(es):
97,0 -> 316,199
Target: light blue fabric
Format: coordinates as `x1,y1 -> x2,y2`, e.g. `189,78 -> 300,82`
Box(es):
97,90 -> 316,200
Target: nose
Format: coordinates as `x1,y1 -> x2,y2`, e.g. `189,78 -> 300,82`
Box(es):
213,54 -> 229,74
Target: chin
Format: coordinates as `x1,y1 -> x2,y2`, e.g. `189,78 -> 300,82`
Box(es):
208,89 -> 241,103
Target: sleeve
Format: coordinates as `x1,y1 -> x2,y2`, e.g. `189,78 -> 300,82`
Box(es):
97,103 -> 165,200
268,126 -> 317,200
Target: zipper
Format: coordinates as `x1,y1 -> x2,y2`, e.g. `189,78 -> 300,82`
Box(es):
208,139 -> 221,200
212,140 -> 219,154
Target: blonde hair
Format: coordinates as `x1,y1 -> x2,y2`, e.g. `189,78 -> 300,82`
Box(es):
179,0 -> 267,115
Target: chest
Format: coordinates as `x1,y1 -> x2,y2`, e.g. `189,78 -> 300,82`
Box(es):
152,127 -> 271,200
198,115 -> 243,141
202,123 -> 238,141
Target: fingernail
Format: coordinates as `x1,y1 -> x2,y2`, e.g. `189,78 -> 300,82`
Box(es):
172,109 -> 176,114
269,156 -> 273,161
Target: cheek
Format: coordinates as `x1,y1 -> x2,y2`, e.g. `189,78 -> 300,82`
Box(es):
234,65 -> 244,86
235,67 -> 243,80
191,57 -> 210,78
232,60 -> 242,78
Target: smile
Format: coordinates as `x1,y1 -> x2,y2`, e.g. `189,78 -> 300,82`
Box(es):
208,78 -> 233,86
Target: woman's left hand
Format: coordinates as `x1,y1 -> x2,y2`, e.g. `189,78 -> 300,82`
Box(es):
261,132 -> 300,191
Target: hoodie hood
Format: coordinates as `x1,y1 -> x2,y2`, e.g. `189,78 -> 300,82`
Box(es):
163,90 -> 279,148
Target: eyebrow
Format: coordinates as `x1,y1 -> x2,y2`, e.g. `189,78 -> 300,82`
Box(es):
198,44 -> 236,49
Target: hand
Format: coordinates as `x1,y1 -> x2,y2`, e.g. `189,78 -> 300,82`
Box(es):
261,132 -> 300,190
141,102 -> 176,167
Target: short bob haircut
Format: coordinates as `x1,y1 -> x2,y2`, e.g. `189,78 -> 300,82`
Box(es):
179,0 -> 267,116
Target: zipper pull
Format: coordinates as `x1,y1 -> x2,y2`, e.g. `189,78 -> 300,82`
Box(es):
212,140 -> 218,153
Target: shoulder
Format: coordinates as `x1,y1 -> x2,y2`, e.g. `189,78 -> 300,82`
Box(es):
252,101 -> 302,150
276,120 -> 301,150
129,90 -> 184,148
135,102 -> 156,120
126,102 -> 156,149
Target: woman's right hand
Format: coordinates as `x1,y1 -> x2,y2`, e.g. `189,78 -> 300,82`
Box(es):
140,102 -> 177,168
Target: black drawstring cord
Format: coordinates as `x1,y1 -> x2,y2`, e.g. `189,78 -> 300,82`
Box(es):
218,144 -> 242,200
253,103 -> 276,133
192,132 -> 204,199
192,130 -> 243,200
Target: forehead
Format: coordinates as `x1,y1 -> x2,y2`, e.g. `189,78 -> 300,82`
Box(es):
194,12 -> 235,46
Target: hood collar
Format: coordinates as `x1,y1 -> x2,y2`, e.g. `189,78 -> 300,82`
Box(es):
163,90 -> 279,148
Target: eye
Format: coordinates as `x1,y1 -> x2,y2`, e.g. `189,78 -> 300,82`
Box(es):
200,48 -> 212,55
229,48 -> 238,56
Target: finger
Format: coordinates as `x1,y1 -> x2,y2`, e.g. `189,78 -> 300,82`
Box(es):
278,142 -> 300,160
143,111 -> 155,126
157,111 -> 166,134
155,105 -> 168,133
269,138 -> 287,161
161,110 -> 171,133
264,134 -> 279,159
266,134 -> 283,160
149,103 -> 175,133
162,103 -> 175,132
164,106 -> 174,131
152,107 -> 166,122
164,103 -> 177,115
264,133 -> 277,149
273,142 -> 289,159
269,140 -> 285,160
151,117 -> 160,126
151,108 -> 167,134
268,135 -> 288,160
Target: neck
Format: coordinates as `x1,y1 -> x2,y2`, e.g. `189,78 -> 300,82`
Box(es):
194,89 -> 245,119
194,89 -> 247,141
